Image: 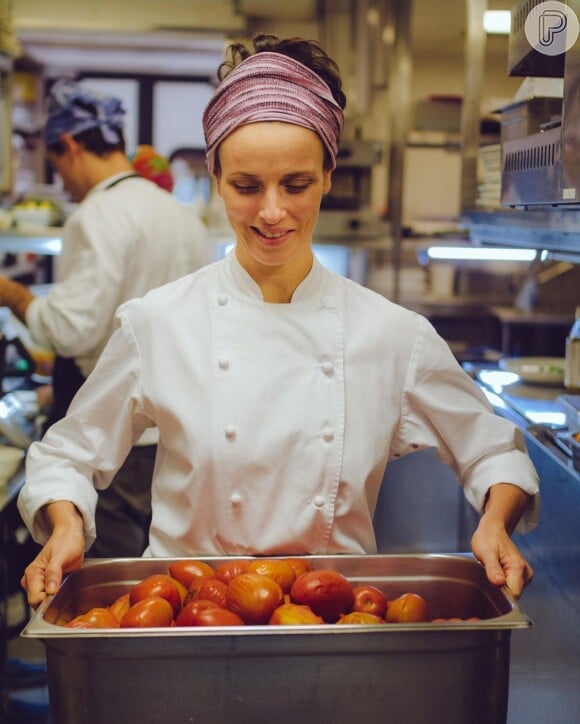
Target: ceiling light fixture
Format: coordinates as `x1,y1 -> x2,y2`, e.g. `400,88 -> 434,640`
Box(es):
483,10 -> 511,34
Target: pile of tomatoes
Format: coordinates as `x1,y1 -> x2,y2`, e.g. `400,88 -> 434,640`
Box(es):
62,558 -> 478,629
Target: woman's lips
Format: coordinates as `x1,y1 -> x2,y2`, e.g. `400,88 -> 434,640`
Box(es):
252,227 -> 291,246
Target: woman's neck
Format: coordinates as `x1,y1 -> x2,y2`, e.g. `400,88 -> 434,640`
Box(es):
235,246 -> 314,303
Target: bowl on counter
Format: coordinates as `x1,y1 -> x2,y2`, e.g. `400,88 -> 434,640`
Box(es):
0,208 -> 14,230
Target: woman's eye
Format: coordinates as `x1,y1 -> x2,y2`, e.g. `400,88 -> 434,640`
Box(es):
233,183 -> 259,194
286,184 -> 310,194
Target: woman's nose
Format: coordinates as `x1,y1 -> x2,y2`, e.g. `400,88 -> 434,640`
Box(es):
258,188 -> 286,224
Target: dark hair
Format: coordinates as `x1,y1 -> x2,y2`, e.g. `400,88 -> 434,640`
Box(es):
218,33 -> 347,111
46,98 -> 126,157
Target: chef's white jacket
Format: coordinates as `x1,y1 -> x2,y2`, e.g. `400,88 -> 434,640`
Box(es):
19,252 -> 540,556
25,172 -> 208,378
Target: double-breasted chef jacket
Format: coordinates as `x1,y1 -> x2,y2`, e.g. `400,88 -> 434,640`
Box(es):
19,252 -> 540,556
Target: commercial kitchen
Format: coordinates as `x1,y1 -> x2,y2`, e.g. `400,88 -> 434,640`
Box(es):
0,1 -> 579,723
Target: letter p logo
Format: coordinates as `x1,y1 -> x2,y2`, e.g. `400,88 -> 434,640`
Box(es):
539,10 -> 567,46
525,1 -> 579,56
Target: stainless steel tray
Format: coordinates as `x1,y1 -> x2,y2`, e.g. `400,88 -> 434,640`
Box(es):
22,553 -> 532,724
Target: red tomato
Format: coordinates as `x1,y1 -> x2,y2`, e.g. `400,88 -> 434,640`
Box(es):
336,611 -> 384,625
247,559 -> 296,593
268,602 -> 324,625
176,600 -> 224,626
385,593 -> 428,623
129,574 -> 182,617
177,605 -> 245,627
283,558 -> 313,579
290,569 -> 354,623
184,577 -> 228,609
351,584 -> 388,618
214,559 -> 251,584
226,573 -> 284,625
120,596 -> 174,628
168,560 -> 215,589
108,593 -> 131,623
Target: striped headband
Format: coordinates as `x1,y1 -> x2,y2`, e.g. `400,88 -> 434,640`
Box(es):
203,51 -> 344,177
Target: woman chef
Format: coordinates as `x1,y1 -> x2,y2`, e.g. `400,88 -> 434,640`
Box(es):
19,34 -> 539,607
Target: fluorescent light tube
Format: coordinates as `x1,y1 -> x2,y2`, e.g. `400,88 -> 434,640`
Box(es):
427,246 -> 536,261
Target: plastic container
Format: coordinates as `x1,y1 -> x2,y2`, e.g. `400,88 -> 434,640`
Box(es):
21,554 -> 532,724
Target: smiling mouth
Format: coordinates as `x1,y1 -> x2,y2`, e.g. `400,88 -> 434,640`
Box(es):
252,227 -> 291,243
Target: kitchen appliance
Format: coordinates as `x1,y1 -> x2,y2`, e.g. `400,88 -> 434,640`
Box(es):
22,553 -> 531,724
501,0 -> 580,206
315,139 -> 386,238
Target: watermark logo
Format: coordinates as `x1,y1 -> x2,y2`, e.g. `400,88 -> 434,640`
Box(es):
525,1 -> 579,55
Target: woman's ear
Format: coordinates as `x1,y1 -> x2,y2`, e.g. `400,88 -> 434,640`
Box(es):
322,169 -> 332,195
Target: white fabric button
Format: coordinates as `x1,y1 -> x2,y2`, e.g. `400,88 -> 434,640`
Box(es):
321,428 -> 334,443
321,361 -> 334,376
218,356 -> 230,370
217,294 -> 229,306
225,425 -> 236,439
230,492 -> 242,505
313,495 -> 325,508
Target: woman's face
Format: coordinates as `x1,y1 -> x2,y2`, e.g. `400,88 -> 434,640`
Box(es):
216,122 -> 331,275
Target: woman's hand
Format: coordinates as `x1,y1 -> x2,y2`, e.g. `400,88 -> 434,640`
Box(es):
470,483 -> 534,599
20,501 -> 86,607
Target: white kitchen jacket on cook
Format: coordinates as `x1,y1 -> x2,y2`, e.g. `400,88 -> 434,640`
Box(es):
19,252 -> 540,556
24,172 -> 208,378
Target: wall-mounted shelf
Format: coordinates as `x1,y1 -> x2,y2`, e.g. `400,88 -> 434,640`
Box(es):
462,208 -> 580,262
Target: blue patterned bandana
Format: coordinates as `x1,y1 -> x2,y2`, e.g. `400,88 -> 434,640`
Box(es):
43,79 -> 126,148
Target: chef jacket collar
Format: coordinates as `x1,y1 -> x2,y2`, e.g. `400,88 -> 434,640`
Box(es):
226,249 -> 328,305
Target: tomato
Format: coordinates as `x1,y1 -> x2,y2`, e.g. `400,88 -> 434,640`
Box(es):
226,572 -> 284,625
247,559 -> 296,593
65,617 -> 96,629
66,607 -> 119,629
108,593 -> 131,623
168,560 -> 215,588
177,604 -> 245,627
290,569 -> 354,623
336,611 -> 384,625
176,600 -> 224,626
129,574 -> 182,617
268,602 -> 323,625
214,559 -> 251,584
385,592 -> 428,623
351,584 -> 388,618
184,577 -> 228,609
120,596 -> 174,628
170,577 -> 189,604
283,557 -> 313,579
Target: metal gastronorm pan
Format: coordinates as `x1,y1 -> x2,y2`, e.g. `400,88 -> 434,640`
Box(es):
21,553 -> 532,724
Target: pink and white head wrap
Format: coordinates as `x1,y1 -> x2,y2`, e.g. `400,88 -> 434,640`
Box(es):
202,51 -> 344,177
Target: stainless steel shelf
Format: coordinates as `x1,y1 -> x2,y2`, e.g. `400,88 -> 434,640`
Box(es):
462,209 -> 580,261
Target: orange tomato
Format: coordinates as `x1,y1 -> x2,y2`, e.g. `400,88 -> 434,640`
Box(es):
130,574 -> 182,617
66,607 -> 119,629
108,593 -> 131,623
283,557 -> 313,579
184,577 -> 228,609
168,560 -> 215,589
336,611 -> 384,625
120,596 -> 174,628
214,559 -> 251,584
247,559 -> 296,593
268,602 -> 323,625
385,593 -> 428,623
226,573 -> 284,625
